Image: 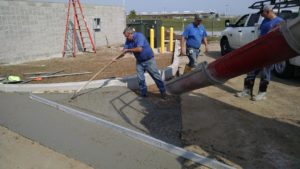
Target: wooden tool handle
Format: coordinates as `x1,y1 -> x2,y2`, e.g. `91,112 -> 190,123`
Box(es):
74,61 -> 113,94
74,52 -> 125,94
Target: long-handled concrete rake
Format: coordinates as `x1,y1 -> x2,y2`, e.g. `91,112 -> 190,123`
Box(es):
69,52 -> 125,101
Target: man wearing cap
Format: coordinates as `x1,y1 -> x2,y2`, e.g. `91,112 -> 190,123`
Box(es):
181,14 -> 208,71
113,27 -> 167,99
236,5 -> 283,101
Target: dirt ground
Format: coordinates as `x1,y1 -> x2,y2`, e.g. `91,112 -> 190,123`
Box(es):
0,46 -> 172,84
180,43 -> 300,169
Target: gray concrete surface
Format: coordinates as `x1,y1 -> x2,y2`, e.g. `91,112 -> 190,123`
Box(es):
31,91 -> 235,169
0,0 -> 125,64
0,91 -> 184,169
38,86 -> 182,146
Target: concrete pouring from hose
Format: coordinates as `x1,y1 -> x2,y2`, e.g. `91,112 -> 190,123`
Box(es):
166,16 -> 300,95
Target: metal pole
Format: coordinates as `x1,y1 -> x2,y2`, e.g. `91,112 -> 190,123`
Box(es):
160,26 -> 165,53
212,17 -> 214,37
169,27 -> 174,52
210,13 -> 214,37
150,28 -> 154,50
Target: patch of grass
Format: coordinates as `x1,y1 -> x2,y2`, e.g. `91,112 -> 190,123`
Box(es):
160,17 -> 238,32
129,16 -> 238,32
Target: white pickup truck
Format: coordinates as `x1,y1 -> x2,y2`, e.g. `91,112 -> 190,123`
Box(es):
220,11 -> 300,78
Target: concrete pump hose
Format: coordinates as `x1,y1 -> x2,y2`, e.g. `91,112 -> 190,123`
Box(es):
281,16 -> 300,54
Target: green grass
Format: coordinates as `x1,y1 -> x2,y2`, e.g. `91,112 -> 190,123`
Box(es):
207,36 -> 221,42
160,17 -> 237,32
127,16 -> 238,43
128,16 -> 238,32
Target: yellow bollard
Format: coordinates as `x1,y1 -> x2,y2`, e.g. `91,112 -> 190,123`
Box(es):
160,26 -> 165,54
150,28 -> 154,50
169,27 -> 174,52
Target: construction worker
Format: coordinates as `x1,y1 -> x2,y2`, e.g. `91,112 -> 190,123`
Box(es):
113,27 -> 167,99
236,5 -> 284,101
181,14 -> 208,72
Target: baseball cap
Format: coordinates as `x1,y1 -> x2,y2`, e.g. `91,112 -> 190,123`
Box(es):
194,14 -> 203,20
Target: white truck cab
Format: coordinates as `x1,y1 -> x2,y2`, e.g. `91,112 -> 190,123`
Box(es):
221,13 -> 263,51
220,9 -> 300,78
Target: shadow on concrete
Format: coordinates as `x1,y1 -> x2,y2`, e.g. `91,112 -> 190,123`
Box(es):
272,75 -> 300,87
215,84 -> 240,94
205,50 -> 221,59
71,78 -> 113,100
110,91 -> 148,133
109,90 -> 182,146
180,92 -> 300,169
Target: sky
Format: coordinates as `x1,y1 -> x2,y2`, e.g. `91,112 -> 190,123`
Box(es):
37,0 -> 263,15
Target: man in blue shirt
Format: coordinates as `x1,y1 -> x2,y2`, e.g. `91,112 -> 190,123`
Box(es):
181,14 -> 208,71
236,5 -> 284,101
113,27 -> 167,99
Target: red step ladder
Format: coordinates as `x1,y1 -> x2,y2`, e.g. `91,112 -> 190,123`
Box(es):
62,0 -> 96,57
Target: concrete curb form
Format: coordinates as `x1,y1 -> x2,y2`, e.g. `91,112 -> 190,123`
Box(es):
0,41 -> 180,93
30,94 -> 235,169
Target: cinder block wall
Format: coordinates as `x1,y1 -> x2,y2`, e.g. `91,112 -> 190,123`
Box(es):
0,0 -> 126,64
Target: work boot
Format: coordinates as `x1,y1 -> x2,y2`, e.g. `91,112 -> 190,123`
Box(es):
252,92 -> 266,101
161,92 -> 168,100
183,64 -> 194,74
235,89 -> 251,98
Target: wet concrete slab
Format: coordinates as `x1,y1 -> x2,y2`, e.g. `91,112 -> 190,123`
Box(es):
38,86 -> 182,146
0,92 -> 183,169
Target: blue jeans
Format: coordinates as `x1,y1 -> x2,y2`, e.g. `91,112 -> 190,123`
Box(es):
186,47 -> 200,67
136,58 -> 166,96
244,65 -> 273,92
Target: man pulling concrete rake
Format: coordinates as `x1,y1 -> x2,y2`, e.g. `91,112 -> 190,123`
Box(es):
112,27 -> 167,100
